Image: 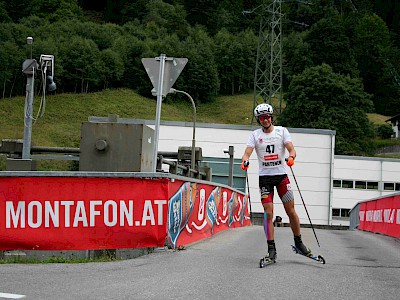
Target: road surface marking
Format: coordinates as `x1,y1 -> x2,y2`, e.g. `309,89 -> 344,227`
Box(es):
0,292 -> 26,299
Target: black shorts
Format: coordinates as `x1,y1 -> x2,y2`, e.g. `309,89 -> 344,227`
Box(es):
259,174 -> 294,204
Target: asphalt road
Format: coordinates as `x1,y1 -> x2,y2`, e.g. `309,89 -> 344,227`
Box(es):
1,226 -> 399,300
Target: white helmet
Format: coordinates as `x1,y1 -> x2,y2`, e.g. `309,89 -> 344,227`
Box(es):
254,103 -> 273,117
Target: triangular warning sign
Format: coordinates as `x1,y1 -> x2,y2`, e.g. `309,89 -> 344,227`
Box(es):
142,56 -> 188,97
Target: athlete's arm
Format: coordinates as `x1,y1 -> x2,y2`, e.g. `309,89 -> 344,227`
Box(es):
242,146 -> 254,164
284,141 -> 296,160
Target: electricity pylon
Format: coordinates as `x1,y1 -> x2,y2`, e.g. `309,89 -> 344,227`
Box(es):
251,0 -> 283,123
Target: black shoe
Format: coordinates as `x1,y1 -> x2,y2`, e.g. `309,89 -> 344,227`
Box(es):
294,235 -> 311,256
265,246 -> 277,261
265,240 -> 277,261
295,242 -> 311,256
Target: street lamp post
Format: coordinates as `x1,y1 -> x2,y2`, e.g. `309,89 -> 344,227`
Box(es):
170,88 -> 196,174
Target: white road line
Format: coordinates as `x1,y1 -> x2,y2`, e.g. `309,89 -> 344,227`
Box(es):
0,292 -> 26,299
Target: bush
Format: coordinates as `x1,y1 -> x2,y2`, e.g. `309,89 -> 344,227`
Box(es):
376,123 -> 394,139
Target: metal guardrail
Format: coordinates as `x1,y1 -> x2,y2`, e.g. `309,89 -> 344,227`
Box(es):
376,144 -> 400,154
1,139 -> 212,181
349,203 -> 360,230
157,153 -> 211,181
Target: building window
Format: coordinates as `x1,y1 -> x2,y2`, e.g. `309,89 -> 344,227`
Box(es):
332,208 -> 350,219
355,181 -> 366,189
383,182 -> 400,191
367,181 -> 378,190
384,182 -> 395,191
332,208 -> 340,217
334,179 -> 380,190
333,180 -> 341,188
342,180 -> 354,188
341,209 -> 350,218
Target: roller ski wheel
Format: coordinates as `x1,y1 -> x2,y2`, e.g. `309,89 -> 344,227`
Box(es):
291,245 -> 326,264
259,255 -> 276,268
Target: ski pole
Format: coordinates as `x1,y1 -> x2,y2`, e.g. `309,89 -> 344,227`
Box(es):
245,171 -> 253,222
288,165 -> 321,247
243,161 -> 253,222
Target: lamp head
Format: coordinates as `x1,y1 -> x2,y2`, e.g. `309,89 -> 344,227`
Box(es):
47,75 -> 56,92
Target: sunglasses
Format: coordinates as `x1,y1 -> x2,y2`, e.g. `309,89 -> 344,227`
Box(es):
258,115 -> 272,121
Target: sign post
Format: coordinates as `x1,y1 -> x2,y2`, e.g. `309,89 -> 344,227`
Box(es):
142,55 -> 188,172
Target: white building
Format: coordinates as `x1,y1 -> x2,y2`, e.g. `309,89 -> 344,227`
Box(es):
332,155 -> 400,226
386,114 -> 400,138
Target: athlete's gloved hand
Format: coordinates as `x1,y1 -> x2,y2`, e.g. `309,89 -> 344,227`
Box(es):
241,160 -> 249,170
286,156 -> 295,167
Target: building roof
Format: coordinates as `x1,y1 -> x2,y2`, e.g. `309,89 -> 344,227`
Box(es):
386,113 -> 400,122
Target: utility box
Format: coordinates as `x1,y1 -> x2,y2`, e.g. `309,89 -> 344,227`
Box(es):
177,146 -> 203,162
79,122 -> 154,172
6,158 -> 37,171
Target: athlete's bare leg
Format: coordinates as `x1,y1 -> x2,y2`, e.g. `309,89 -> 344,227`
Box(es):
262,202 -> 274,240
283,200 -> 301,236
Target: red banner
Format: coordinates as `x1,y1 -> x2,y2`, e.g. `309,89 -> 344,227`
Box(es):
358,194 -> 400,238
167,180 -> 251,249
0,177 -> 169,250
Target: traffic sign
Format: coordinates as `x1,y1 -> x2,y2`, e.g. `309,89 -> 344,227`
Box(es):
142,56 -> 188,97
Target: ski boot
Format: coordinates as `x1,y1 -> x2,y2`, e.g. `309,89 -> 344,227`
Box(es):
260,241 -> 277,268
294,235 -> 312,257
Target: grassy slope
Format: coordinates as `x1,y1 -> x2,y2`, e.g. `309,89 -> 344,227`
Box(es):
0,89 -> 282,148
367,113 -> 390,125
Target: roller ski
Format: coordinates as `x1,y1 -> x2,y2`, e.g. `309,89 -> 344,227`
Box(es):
259,243 -> 277,268
291,235 -> 325,264
291,245 -> 325,264
259,253 -> 276,268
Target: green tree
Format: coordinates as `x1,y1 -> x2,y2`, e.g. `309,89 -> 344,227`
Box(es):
73,22 -> 123,50
282,31 -> 313,90
183,0 -> 220,34
0,22 -> 32,97
0,41 -> 23,98
57,36 -> 101,93
177,26 -> 219,103
282,0 -> 338,32
30,0 -> 84,22
120,0 -> 149,24
0,1 -> 11,23
352,13 -> 397,115
111,31 -> 152,96
98,49 -> 124,89
279,64 -> 375,155
214,28 -> 257,95
1,0 -> 30,22
144,0 -> 190,38
304,16 -> 358,77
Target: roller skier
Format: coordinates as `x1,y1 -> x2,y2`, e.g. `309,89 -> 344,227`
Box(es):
241,103 -> 312,267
